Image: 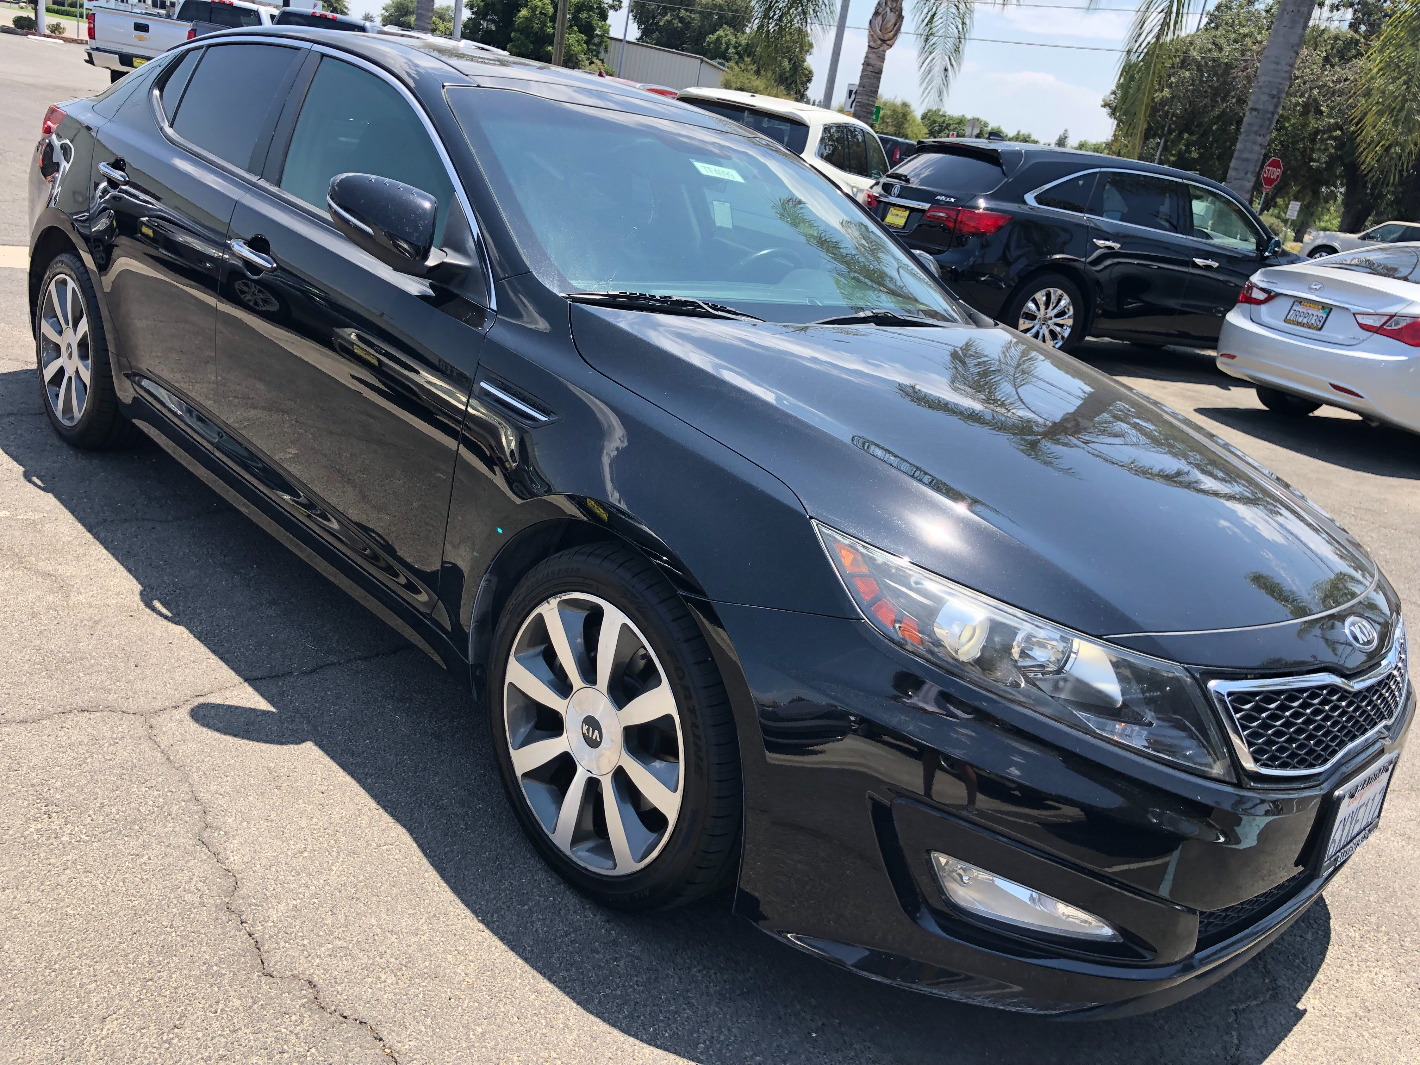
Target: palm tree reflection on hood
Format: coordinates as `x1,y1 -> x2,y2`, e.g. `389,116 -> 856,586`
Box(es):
897,334 -> 1278,508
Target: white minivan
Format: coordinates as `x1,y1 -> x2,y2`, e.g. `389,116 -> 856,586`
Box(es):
676,88 -> 888,198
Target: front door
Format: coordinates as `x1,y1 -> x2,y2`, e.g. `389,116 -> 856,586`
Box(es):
215,53 -> 490,614
1085,171 -> 1197,341
1176,184 -> 1268,344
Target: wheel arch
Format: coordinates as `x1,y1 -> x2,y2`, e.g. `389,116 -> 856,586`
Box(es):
27,225 -> 84,330
1002,259 -> 1096,334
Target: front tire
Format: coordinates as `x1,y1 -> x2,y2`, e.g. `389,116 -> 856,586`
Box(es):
34,253 -> 136,450
1308,247 -> 1335,259
1256,385 -> 1320,416
1004,273 -> 1085,351
489,543 -> 740,911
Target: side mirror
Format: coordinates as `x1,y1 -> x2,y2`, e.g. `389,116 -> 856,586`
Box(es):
327,172 -> 438,274
914,249 -> 941,279
1261,235 -> 1282,259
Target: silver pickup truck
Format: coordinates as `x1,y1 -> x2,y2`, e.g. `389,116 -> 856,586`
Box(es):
86,1 -> 273,82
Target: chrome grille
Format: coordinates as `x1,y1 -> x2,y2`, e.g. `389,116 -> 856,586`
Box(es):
1212,636 -> 1408,775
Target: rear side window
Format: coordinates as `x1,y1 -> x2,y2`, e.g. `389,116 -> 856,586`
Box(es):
275,10 -> 364,29
1034,170 -> 1097,212
682,100 -> 809,155
279,57 -> 455,242
160,47 -> 202,121
893,150 -> 1006,196
176,1 -> 209,20
208,4 -> 262,27
170,43 -> 301,171
1090,172 -> 1184,234
817,124 -> 884,178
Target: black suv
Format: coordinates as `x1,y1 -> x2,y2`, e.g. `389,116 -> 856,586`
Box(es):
865,141 -> 1295,351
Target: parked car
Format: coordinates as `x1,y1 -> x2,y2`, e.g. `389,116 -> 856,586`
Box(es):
676,87 -> 887,197
31,28 -> 1410,1017
862,140 -> 1296,351
1302,220 -> 1420,259
878,133 -> 917,169
1217,243 -> 1420,431
86,0 -> 273,81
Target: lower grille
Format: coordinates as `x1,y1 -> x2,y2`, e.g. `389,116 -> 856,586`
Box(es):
1212,635 -> 1408,774
1196,871 -> 1309,946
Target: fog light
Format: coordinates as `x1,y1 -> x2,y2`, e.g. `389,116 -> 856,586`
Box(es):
930,853 -> 1121,941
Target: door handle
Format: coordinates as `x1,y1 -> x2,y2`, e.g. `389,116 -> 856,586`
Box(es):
229,238 -> 277,272
1193,258 -> 1220,268
1093,239 -> 1120,250
98,161 -> 128,186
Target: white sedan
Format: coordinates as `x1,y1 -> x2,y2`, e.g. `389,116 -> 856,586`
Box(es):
1217,244 -> 1420,432
1302,219 -> 1420,258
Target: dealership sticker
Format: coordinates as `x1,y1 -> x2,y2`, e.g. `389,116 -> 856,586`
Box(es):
694,161 -> 744,182
712,201 -> 733,228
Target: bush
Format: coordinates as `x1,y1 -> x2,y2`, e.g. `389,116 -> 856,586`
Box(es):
13,14 -> 36,30
48,20 -> 65,35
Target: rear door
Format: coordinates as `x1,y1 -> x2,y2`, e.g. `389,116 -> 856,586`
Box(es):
215,52 -> 490,614
90,40 -> 305,422
1176,183 -> 1268,343
1085,171 -> 1197,340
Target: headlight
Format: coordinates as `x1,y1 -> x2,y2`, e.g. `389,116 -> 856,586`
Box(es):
818,524 -> 1231,779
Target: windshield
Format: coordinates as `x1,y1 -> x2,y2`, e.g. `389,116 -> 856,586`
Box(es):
447,87 -> 964,325
1319,246 -> 1420,282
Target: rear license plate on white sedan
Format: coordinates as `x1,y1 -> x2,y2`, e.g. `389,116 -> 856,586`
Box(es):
884,206 -> 909,228
1284,298 -> 1331,331
1323,754 -> 1398,873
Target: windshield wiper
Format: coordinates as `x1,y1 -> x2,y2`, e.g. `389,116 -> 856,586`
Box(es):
809,309 -> 945,327
565,291 -> 763,322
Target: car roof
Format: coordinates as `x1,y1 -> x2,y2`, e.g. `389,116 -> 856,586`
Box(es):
676,87 -> 872,130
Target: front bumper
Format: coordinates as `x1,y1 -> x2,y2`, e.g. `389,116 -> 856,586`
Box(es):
1217,306 -> 1420,432
712,601 -> 1412,1015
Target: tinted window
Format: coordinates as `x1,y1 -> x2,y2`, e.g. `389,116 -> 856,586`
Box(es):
1187,186 -> 1259,251
1034,171 -> 1097,212
817,124 -> 884,178
682,100 -> 810,155
171,44 -> 300,171
816,123 -> 848,170
176,1 -> 208,20
281,57 -> 454,242
1091,172 -> 1184,233
892,149 -> 1006,196
274,10 -> 365,29
1404,226 -> 1420,241
160,47 -> 201,121
208,4 -> 262,27
858,126 -> 888,179
1365,223 -> 1406,242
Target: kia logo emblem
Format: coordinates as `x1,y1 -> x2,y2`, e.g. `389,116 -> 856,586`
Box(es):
1309,281 -> 1324,292
1344,616 -> 1379,651
580,718 -> 603,748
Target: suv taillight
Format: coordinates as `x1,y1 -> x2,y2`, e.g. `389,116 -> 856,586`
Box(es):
1356,313 -> 1420,346
921,205 -> 1011,236
1238,281 -> 1274,305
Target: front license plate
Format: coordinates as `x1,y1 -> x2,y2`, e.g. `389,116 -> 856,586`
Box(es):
1284,298 -> 1331,331
884,206 -> 909,228
131,57 -> 147,66
1323,754 -> 1398,872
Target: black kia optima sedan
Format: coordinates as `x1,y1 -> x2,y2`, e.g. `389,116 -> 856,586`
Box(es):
862,140 -> 1300,353
29,28 -> 1410,1017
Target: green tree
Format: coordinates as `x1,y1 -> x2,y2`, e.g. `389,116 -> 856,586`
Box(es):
382,0 -> 451,32
324,0 -> 350,14
875,98 -> 926,138
630,0 -> 751,54
463,0 -> 619,65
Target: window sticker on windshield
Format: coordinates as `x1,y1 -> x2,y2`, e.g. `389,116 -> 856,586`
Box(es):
694,160 -> 744,183
712,201 -> 733,228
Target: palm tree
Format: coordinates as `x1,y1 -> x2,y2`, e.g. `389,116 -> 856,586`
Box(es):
1355,0 -> 1420,187
1097,0 -> 1201,160
415,0 -> 434,32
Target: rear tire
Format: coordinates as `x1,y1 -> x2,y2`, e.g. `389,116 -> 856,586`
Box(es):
1308,247 -> 1335,259
488,543 -> 741,912
1256,386 -> 1320,417
34,253 -> 137,450
1003,273 -> 1085,352
109,70 -> 125,84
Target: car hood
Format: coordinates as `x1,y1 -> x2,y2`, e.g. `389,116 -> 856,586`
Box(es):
570,308 -> 1377,638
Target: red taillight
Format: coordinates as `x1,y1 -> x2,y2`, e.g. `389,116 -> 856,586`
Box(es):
86,12 -> 94,38
41,105 -> 66,137
860,189 -> 878,209
187,27 -> 197,38
1355,312 -> 1420,347
920,205 -> 1010,236
1238,281 -> 1275,305
1331,382 -> 1365,397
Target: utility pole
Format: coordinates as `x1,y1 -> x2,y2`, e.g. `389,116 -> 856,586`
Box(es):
617,1 -> 632,77
552,0 -> 570,67
820,0 -> 851,109
452,0 -> 463,39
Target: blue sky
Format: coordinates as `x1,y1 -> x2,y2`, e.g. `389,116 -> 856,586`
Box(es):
612,0 -> 1149,143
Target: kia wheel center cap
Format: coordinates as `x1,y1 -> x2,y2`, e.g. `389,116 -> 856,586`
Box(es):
568,686 -> 623,776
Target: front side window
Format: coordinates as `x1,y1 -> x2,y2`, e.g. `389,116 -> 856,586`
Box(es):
280,57 -> 455,242
1362,223 -> 1405,242
170,43 -> 300,171
1091,172 -> 1184,234
1187,186 -> 1259,252
448,87 -> 963,325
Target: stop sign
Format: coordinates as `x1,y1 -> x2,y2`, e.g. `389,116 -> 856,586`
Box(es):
1260,157 -> 1283,190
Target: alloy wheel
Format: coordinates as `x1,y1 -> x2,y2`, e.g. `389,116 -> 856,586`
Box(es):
1017,286 -> 1075,348
38,275 -> 91,426
503,593 -> 684,876
234,279 -> 281,314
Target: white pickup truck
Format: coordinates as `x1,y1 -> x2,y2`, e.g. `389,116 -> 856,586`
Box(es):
86,1 -> 275,82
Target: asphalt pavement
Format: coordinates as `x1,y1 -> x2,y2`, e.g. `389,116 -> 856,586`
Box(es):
1,33 -> 1417,1064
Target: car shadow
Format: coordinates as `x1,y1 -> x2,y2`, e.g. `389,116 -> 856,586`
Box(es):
1197,406 -> 1420,480
2,366 -> 1329,1064
1072,339 -> 1229,386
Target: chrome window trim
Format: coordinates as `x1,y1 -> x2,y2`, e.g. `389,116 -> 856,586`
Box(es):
1025,166 -> 1268,249
877,194 -> 934,210
1206,621 -> 1408,778
149,37 -> 496,313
